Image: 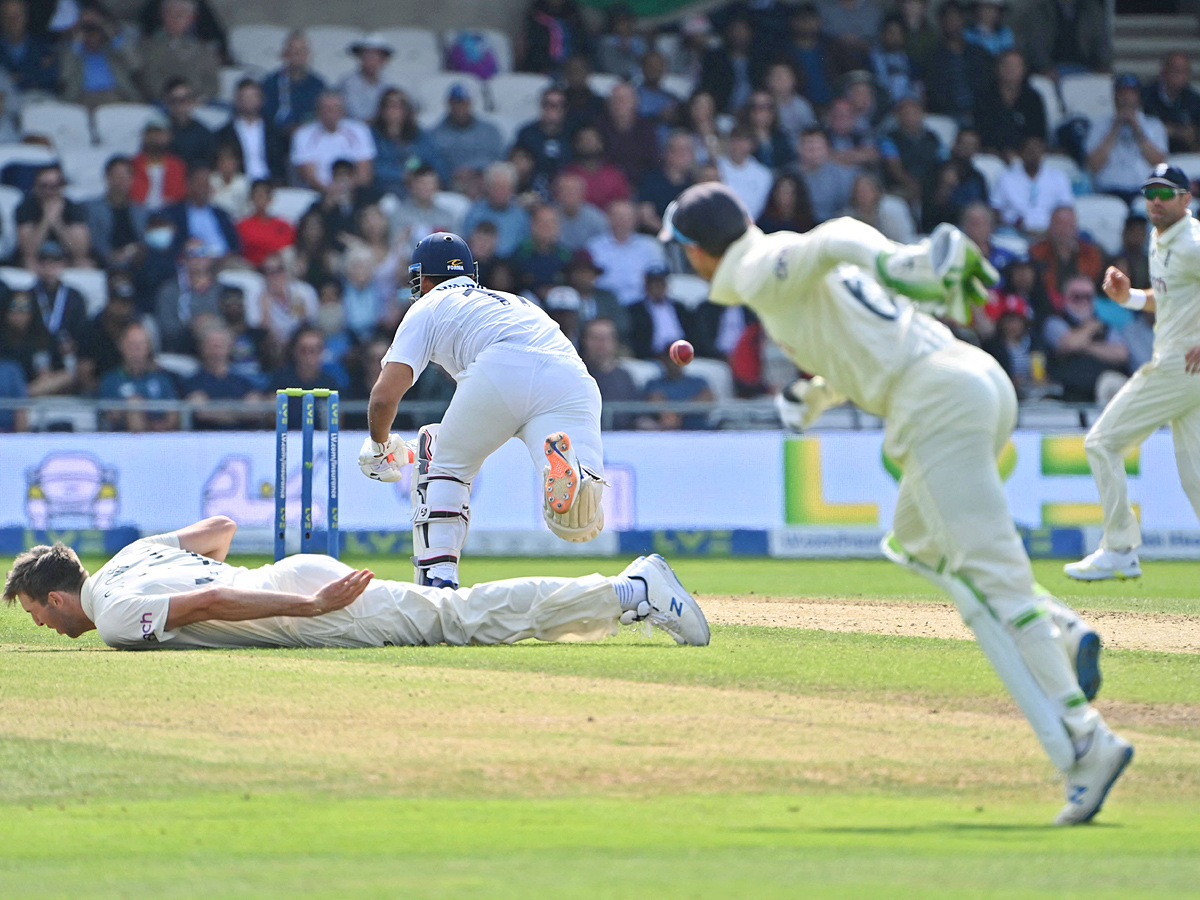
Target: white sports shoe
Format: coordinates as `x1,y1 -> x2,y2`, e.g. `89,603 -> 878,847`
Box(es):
1059,616 -> 1103,701
1064,548 -> 1141,581
619,554 -> 711,646
1055,724 -> 1134,825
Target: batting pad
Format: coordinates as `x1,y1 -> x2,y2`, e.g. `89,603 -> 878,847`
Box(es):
543,474 -> 604,542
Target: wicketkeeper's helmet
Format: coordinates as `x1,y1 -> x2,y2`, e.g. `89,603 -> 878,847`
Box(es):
409,232 -> 478,297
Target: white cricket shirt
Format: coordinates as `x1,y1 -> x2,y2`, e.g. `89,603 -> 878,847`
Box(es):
1149,210 -> 1200,358
707,220 -> 954,417
383,276 -> 578,381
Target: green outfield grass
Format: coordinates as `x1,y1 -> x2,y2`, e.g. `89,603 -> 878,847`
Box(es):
2,556 -> 1198,898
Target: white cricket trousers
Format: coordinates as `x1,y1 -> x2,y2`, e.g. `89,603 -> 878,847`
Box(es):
240,555 -> 622,646
1085,349 -> 1200,552
433,344 -> 605,483
885,341 -> 1097,737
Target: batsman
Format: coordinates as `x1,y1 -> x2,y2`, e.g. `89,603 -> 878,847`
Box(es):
659,183 -> 1133,825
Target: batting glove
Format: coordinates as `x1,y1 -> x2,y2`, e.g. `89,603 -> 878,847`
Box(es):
358,435 -> 415,483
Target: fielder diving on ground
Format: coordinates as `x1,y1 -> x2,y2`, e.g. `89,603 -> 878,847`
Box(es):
659,182 -> 1132,826
3,516 -> 710,649
361,232 -> 606,590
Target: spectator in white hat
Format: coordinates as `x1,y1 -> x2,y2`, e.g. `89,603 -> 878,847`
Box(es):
339,33 -> 397,122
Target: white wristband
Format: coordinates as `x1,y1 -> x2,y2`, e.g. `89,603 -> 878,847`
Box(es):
1124,289 -> 1147,311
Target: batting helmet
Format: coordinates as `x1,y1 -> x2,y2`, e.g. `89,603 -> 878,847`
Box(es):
409,232 -> 479,297
658,183 -> 752,258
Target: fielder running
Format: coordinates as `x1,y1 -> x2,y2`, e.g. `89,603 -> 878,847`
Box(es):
659,183 -> 1132,825
3,516 -> 710,649
1065,164 -> 1200,581
361,233 -> 605,589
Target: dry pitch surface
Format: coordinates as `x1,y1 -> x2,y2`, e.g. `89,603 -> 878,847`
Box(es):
2,555 -> 1198,899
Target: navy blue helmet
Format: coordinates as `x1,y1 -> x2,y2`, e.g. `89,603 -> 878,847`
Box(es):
409,232 -> 478,297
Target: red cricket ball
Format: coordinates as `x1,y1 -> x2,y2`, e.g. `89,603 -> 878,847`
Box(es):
669,340 -> 694,366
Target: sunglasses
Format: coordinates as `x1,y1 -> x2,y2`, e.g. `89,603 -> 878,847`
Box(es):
1143,186 -> 1185,201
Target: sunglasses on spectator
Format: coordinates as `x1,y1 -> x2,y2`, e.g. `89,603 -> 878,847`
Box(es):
1143,186 -> 1186,201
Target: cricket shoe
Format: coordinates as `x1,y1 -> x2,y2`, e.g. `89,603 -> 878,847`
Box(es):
1063,618 -> 1103,702
1064,549 -> 1141,582
1055,724 -> 1134,825
544,432 -> 580,515
619,554 -> 710,646
427,577 -> 458,589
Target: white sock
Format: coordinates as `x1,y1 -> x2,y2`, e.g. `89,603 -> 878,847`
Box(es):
613,576 -> 648,611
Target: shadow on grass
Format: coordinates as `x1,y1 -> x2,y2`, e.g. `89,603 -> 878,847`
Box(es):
730,822 -> 1120,835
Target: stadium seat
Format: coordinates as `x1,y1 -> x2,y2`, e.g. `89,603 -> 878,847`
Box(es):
61,146 -> 116,200
587,73 -> 620,98
1041,153 -> 1084,189
0,184 -> 24,260
62,268 -> 108,316
971,152 -> 1007,194
0,265 -> 34,290
94,103 -> 158,155
1060,72 -> 1114,122
217,270 -> 266,313
20,102 -> 91,150
401,72 -> 486,129
1169,152 -> 1200,185
924,114 -> 958,156
617,357 -> 663,392
157,352 -> 201,379
991,230 -> 1030,259
307,25 -> 361,84
442,28 -> 513,74
378,28 -> 442,77
486,72 -> 551,119
219,66 -> 254,104
229,24 -> 288,69
660,74 -> 694,102
1029,74 -> 1063,134
434,190 -> 471,223
1075,194 -> 1128,256
267,186 -> 319,225
687,357 -> 734,401
667,273 -> 710,307
193,105 -> 232,131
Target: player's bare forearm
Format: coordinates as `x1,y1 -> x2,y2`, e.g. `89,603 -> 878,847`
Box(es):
173,516 -> 239,561
165,570 -> 374,629
367,362 -> 414,444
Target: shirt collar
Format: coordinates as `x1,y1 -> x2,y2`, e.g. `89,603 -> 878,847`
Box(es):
80,572 -> 97,621
709,225 -> 766,306
1156,209 -> 1193,246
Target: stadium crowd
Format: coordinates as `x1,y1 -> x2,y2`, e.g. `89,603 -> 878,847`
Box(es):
0,0 -> 1187,432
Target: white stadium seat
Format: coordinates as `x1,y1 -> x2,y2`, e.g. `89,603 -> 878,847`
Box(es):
0,185 -> 23,260
378,28 -> 442,77
667,273 -> 710,307
93,103 -> 158,155
0,265 -> 34,290
267,186 -> 319,225
442,28 -> 513,74
61,268 -> 108,316
401,73 -> 486,130
971,152 -> 1007,194
1169,153 -> 1200,184
618,357 -> 663,392
1060,72 -> 1114,122
307,25 -> 361,84
192,105 -> 231,131
229,24 -> 288,69
217,270 -> 266,320
687,357 -> 735,401
21,102 -> 91,150
1041,153 -> 1083,188
486,72 -> 551,119
587,73 -> 620,98
1075,194 -> 1128,256
1029,74 -> 1063,134
660,74 -> 694,102
435,190 -> 471,223
0,142 -> 57,172
924,114 -> 958,156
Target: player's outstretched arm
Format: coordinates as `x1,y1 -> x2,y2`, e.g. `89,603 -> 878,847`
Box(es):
165,569 -> 375,629
367,361 -> 414,445
172,516 -> 239,562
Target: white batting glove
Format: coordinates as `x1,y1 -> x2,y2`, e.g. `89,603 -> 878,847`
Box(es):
357,435 -> 415,483
775,376 -> 845,433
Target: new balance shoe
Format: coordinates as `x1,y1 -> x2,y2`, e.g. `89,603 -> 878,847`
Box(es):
618,554 -> 710,646
1055,724 -> 1134,825
1064,549 -> 1141,582
544,432 -> 580,514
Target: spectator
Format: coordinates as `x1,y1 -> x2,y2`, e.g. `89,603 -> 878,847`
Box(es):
579,316 -> 639,428
1107,213 -> 1150,291
236,180 -> 294,268
267,326 -> 345,414
461,162 -> 531,258
468,220 -> 500,284
507,143 -> 544,202
976,49 -> 1046,158
756,174 -> 816,234
782,4 -> 845,109
681,90 -> 722,166
388,165 -> 460,249
370,88 -> 436,198
0,357 -> 25,430
520,0 -> 588,74
637,130 -> 695,233
60,4 -> 138,107
878,94 -> 940,207
78,269 -> 140,389
568,249 -> 627,340
339,33 -> 396,122
600,81 -> 660,184
313,276 -> 352,366
1086,74 -> 1168,203
255,251 -> 318,346
1001,256 -> 1053,324
869,15 -> 916,107
1042,275 -> 1129,402
1029,205 -> 1104,309
1018,0 -> 1110,75
543,284 -> 582,345
98,321 -> 179,432
263,30 -> 327,132
510,204 -> 571,299
0,0 -> 56,93
560,55 -> 605,133
743,91 -> 796,171
841,172 -> 915,243
699,13 -> 762,114
155,239 -> 221,351
131,118 -> 187,209
139,0 -> 219,103
137,0 -> 229,62
351,204 -> 402,301
717,127 -> 772,221
291,91 -> 376,191
819,0 -> 882,54
636,50 -> 678,125
958,201 -> 1018,283
553,170 -> 608,252
924,0 -> 992,127
445,30 -> 499,81
428,83 -> 503,189
306,158 -> 371,245
1142,52 -> 1200,153
664,13 -> 710,83
0,73 -> 16,142
164,162 -> 240,259
964,0 -> 1014,56
992,134 -> 1073,235
217,285 -> 271,379
586,198 -> 665,305
216,78 -> 288,184
981,293 -> 1040,397
134,211 -> 179,305
16,164 -> 90,269
792,128 -> 857,223
517,87 -> 572,181
0,287 -> 76,396
86,156 -> 147,269
825,95 -> 878,169
900,0 -> 939,74
562,126 -> 631,211
644,350 -> 713,430
210,142 -> 249,219
291,209 -> 337,286
764,62 -> 817,145
164,78 -> 217,170
180,324 -> 261,429
628,266 -> 699,360
31,239 -> 87,345
596,4 -> 646,81
341,245 -> 387,341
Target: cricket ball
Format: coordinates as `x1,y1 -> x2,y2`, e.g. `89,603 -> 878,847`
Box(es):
669,339 -> 694,366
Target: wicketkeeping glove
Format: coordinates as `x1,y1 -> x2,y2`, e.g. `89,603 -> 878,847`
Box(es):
775,376 -> 846,433
875,224 -> 999,325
